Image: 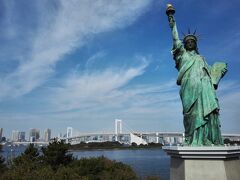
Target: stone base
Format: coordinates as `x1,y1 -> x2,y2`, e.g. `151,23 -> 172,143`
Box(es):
163,146 -> 240,180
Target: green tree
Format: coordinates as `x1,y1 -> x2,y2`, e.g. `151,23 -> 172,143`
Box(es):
224,138 -> 231,144
41,139 -> 73,170
1,164 -> 55,180
55,166 -> 82,179
0,144 -> 6,173
0,154 -> 6,173
131,142 -> 138,147
24,143 -> 39,157
2,143 -> 42,178
69,156 -> 138,180
13,143 -> 40,166
2,144 -> 55,179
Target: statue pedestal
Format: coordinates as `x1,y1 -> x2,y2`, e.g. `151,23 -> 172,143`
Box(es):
163,146 -> 240,180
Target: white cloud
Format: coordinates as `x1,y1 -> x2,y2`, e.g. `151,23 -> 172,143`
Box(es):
218,80 -> 240,94
0,0 -> 152,100
85,51 -> 107,71
47,58 -> 149,111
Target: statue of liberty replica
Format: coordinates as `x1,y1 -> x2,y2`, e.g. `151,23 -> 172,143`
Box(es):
166,4 -> 227,146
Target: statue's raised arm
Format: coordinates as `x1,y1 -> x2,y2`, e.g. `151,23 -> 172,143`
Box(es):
166,4 -> 181,50
166,4 -> 184,70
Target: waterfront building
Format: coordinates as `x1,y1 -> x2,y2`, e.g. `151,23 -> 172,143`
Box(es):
163,136 -> 170,145
130,133 -> 148,145
29,128 -> 40,142
44,128 -> 51,142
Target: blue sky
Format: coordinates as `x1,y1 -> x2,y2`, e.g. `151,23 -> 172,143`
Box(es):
0,0 -> 240,138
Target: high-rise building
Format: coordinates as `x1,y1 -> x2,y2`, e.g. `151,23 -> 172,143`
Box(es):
44,128 -> 51,142
0,128 -> 3,141
29,128 -> 40,142
18,132 -> 26,142
11,130 -> 19,142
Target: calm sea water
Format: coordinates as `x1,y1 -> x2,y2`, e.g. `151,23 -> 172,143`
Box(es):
1,146 -> 170,180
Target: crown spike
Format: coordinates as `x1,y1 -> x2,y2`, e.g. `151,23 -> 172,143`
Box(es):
193,29 -> 197,35
181,31 -> 186,37
197,35 -> 201,40
188,28 -> 191,34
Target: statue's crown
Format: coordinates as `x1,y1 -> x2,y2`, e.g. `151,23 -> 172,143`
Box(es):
182,29 -> 198,43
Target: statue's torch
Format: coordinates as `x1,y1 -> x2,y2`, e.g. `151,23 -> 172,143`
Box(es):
166,4 -> 175,17
166,4 -> 175,28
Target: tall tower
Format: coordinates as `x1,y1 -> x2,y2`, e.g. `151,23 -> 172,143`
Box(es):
115,119 -> 122,134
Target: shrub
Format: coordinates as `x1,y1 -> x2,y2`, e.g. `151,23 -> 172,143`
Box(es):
69,156 -> 138,180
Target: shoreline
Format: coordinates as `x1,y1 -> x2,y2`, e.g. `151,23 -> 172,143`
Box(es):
69,146 -> 163,151
69,141 -> 163,151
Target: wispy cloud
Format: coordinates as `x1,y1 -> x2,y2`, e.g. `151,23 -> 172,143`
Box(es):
218,80 -> 240,95
46,57 -> 149,112
0,0 -> 152,100
85,51 -> 107,71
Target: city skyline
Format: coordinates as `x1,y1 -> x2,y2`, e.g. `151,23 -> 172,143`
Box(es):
5,128 -> 51,141
0,0 -> 240,137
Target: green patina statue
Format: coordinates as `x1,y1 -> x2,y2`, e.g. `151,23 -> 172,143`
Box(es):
166,4 -> 228,146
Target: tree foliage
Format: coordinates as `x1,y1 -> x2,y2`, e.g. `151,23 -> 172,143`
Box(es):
14,143 -> 39,165
0,155 -> 6,173
41,139 -> 73,170
224,138 -> 240,145
0,144 -> 6,173
69,156 -> 137,180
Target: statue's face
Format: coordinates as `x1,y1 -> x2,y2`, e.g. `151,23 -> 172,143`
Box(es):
184,39 -> 197,51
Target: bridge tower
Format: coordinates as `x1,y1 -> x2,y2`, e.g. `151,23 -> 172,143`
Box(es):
156,132 -> 159,143
115,119 -> 122,134
115,119 -> 122,141
66,127 -> 73,143
67,127 -> 73,138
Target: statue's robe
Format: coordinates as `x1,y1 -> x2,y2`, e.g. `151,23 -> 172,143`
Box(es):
172,40 -> 223,145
